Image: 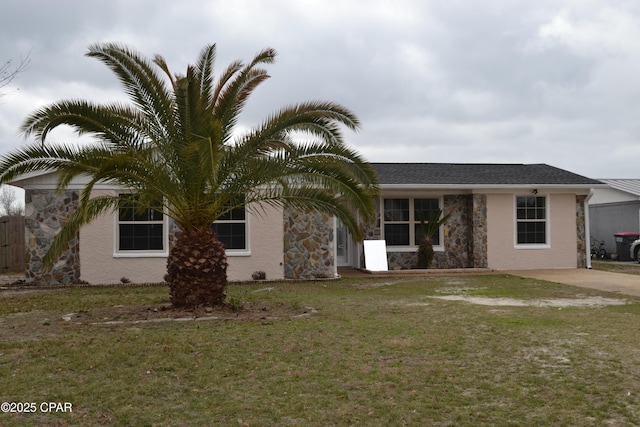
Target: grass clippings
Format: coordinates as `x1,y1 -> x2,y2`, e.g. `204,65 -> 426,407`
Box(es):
1,274 -> 640,426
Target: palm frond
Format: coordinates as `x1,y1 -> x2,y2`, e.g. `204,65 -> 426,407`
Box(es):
194,44 -> 216,106
3,42 -> 379,266
86,43 -> 175,140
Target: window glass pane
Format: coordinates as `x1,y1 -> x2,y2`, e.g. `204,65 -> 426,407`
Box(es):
119,224 -> 135,250
132,209 -> 151,222
119,204 -> 134,221
517,221 -> 546,244
516,197 -> 546,219
414,198 -> 439,221
384,199 -> 409,222
119,224 -> 164,250
118,197 -> 164,222
219,200 -> 246,221
212,223 -> 246,250
229,207 -> 245,221
384,224 -> 410,246
149,207 -> 164,221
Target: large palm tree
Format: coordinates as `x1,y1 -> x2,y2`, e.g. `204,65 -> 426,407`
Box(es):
0,43 -> 378,307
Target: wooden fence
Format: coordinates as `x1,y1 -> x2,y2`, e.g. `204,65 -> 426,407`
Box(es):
0,215 -> 25,273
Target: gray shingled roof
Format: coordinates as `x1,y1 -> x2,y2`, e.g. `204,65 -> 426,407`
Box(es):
371,163 -> 603,186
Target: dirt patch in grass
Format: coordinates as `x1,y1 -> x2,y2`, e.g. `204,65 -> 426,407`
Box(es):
0,298 -> 313,343
428,295 -> 628,307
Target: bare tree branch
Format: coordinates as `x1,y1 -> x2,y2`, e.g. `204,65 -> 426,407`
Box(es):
0,186 -> 23,216
0,51 -> 31,97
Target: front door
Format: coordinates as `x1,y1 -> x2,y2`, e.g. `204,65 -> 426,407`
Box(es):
336,219 -> 351,266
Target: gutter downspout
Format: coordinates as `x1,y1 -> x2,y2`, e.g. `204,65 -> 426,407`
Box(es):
585,190 -> 594,269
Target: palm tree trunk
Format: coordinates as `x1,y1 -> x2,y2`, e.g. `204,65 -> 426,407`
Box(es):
166,227 -> 228,307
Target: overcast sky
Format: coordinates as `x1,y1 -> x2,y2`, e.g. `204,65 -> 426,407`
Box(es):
1,0 -> 640,186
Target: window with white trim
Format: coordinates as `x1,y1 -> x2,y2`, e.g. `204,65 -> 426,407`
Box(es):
382,198 -> 442,247
516,196 -> 547,245
212,204 -> 247,250
117,195 -> 165,252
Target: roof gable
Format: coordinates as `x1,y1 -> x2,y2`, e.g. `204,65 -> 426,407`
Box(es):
371,163 -> 603,187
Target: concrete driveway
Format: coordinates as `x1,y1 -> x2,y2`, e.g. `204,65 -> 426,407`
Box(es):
505,268 -> 640,297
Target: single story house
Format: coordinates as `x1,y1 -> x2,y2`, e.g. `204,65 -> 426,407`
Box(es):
10,163 -> 604,285
588,179 -> 640,256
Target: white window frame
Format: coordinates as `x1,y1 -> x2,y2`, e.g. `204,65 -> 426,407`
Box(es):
514,195 -> 550,249
113,193 -> 168,258
380,197 -> 445,252
213,205 -> 251,257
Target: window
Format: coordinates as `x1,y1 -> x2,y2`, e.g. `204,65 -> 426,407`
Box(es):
212,204 -> 247,250
117,196 -> 165,252
516,196 -> 547,245
413,198 -> 441,245
383,199 -> 409,245
383,198 -> 442,247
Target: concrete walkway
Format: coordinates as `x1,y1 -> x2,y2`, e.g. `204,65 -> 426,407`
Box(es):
504,269 -> 640,297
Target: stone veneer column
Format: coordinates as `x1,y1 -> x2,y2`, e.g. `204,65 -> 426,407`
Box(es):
472,194 -> 488,268
433,195 -> 473,268
283,207 -> 335,279
576,195 -> 587,268
24,189 -> 80,285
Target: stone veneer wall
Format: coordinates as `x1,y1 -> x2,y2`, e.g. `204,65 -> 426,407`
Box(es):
283,207 -> 335,279
576,195 -> 587,268
24,189 -> 80,285
472,194 -> 488,268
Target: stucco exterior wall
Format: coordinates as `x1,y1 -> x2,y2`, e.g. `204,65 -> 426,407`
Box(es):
79,199 -> 167,285
79,191 -> 284,284
226,204 -> 284,282
486,193 -> 577,270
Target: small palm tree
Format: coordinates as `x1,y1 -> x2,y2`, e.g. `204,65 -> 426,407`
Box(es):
0,42 -> 379,307
416,209 -> 450,269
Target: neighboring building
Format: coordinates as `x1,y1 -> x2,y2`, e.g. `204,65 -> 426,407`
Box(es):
588,179 -> 640,255
9,163 -> 604,285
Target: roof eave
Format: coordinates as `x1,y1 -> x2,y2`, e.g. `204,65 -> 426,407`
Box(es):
379,183 -> 608,190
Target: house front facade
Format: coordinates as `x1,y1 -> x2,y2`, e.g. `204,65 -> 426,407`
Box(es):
11,163 -> 603,285
353,163 -> 605,272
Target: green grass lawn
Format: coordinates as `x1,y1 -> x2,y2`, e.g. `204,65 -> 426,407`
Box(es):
592,259 -> 640,276
2,274 -> 640,426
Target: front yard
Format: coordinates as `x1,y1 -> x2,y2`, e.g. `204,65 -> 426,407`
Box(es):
1,274 -> 640,426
